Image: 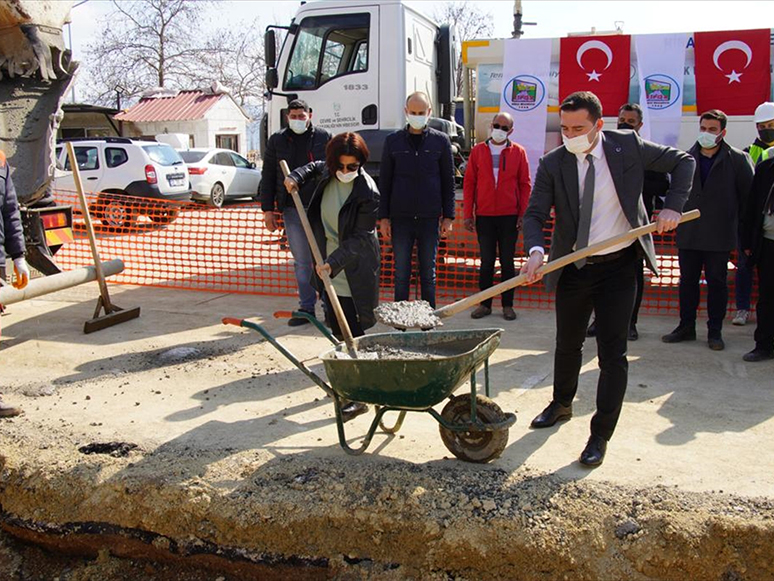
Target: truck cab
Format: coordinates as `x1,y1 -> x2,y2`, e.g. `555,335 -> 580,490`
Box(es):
262,0 -> 457,177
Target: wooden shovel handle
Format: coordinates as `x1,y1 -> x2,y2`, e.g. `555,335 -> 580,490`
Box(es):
279,160 -> 357,355
434,209 -> 701,320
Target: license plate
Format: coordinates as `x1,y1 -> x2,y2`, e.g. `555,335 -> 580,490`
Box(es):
170,179 -> 184,187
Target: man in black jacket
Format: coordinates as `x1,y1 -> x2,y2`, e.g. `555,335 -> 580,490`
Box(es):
261,100 -> 332,326
662,110 -> 754,351
378,92 -> 455,308
0,152 -> 30,417
740,156 -> 774,362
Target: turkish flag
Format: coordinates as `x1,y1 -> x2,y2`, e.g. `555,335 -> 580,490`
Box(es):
559,35 -> 631,116
695,29 -> 771,116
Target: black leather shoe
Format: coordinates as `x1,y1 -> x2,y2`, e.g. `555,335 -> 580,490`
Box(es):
340,401 -> 369,423
743,348 -> 774,362
579,434 -> 607,467
628,324 -> 638,341
530,401 -> 572,428
661,325 -> 696,343
708,335 -> 725,351
471,305 -> 492,319
288,310 -> 315,327
586,320 -> 597,337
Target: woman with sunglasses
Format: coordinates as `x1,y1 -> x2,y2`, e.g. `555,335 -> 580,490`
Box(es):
285,132 -> 381,420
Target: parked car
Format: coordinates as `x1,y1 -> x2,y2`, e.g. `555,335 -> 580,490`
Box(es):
179,148 -> 261,208
54,137 -> 192,227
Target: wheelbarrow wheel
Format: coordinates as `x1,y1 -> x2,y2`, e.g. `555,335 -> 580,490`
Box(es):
439,395 -> 509,464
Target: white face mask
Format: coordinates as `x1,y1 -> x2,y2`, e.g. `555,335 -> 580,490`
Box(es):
562,127 -> 596,154
288,118 -> 309,135
407,114 -> 428,130
336,170 -> 358,184
491,128 -> 509,143
697,131 -> 719,149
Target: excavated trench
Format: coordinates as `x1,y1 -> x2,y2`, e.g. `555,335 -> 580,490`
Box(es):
2,438 -> 774,581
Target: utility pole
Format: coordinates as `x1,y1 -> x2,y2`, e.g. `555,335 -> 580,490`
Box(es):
512,0 -> 537,39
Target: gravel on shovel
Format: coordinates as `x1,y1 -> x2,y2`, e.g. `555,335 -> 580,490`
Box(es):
374,300 -> 442,330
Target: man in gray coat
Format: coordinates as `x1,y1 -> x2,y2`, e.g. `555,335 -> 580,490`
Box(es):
522,92 -> 695,466
662,109 -> 754,351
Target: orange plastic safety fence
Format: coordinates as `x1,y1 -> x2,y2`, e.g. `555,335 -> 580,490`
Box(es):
52,190 -> 749,315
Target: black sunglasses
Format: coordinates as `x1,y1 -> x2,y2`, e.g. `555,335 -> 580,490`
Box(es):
492,123 -> 511,130
336,163 -> 361,172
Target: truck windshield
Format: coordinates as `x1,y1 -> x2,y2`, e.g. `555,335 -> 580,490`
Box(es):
142,144 -> 184,166
284,13 -> 369,91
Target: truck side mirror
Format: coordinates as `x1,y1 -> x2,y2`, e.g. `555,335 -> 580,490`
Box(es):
264,29 -> 277,69
266,68 -> 278,90
436,24 -> 457,115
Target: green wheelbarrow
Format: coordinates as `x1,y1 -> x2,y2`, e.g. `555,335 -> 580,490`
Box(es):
223,312 -> 516,463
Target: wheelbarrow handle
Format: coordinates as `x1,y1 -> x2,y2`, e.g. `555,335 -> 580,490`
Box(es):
222,317 -> 244,327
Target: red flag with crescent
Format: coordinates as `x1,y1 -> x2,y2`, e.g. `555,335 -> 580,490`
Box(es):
694,29 -> 771,116
559,35 -> 631,116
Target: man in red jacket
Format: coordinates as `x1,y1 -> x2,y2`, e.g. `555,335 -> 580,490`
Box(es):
463,112 -> 531,320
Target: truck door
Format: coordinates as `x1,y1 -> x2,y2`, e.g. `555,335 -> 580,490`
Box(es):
281,7 -> 379,135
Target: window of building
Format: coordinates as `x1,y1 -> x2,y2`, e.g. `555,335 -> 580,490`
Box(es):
215,135 -> 239,152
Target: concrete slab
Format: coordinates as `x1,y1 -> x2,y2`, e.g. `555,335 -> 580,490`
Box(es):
1,283 -> 773,580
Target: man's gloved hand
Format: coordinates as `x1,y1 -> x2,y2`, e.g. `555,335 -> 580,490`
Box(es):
12,257 -> 29,289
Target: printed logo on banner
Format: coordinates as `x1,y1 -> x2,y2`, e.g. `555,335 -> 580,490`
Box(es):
503,75 -> 546,112
643,74 -> 681,110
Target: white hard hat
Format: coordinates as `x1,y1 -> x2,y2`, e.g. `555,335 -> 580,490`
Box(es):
754,102 -> 774,123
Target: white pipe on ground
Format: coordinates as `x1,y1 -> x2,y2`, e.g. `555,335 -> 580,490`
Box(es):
0,259 -> 124,306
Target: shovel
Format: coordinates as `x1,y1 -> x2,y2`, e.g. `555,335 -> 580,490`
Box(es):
375,209 -> 701,330
65,143 -> 141,333
279,160 -> 358,357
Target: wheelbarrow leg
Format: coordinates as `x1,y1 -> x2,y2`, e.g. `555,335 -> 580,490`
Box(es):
377,407 -> 407,434
334,395 -> 390,455
484,358 -> 490,398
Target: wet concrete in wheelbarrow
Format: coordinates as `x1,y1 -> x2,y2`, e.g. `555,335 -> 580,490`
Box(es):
2,284 -> 774,580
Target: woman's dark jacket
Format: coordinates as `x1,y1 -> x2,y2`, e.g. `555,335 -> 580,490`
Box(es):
289,161 -> 381,330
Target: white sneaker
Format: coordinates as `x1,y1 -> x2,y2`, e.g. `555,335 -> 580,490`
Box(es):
732,309 -> 749,326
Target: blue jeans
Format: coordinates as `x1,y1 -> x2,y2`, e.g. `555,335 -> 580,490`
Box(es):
391,217 -> 440,308
283,207 -> 317,312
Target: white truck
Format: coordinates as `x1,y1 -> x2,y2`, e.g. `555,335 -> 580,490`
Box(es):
261,0 -> 458,176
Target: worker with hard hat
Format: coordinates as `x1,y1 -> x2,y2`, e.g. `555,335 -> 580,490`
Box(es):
733,102 -> 774,327
747,102 -> 774,165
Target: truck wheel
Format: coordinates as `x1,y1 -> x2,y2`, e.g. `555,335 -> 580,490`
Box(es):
209,183 -> 225,208
439,394 -> 510,463
98,194 -> 133,229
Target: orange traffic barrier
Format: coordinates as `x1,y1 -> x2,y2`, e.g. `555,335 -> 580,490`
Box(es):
51,189 -> 752,315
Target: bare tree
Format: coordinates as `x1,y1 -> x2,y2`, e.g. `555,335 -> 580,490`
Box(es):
433,1 -> 494,97
189,19 -> 265,107
82,0 -> 209,105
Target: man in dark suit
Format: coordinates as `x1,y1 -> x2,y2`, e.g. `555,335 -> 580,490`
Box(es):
661,110 -> 754,351
522,92 -> 695,466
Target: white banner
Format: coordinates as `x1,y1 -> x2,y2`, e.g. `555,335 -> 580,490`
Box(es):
499,38 -> 552,180
635,33 -> 689,147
